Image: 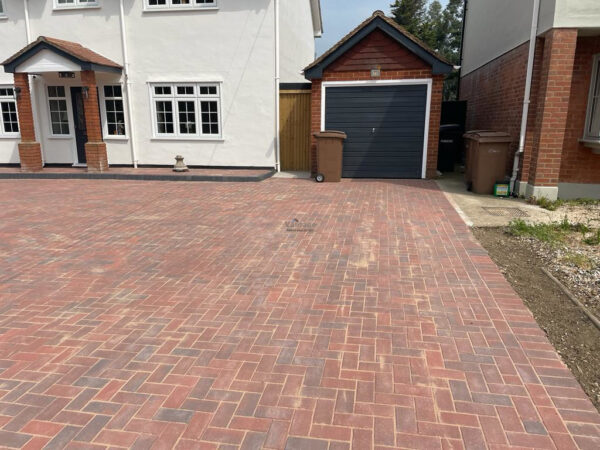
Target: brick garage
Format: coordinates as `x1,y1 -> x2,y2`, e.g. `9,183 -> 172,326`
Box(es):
304,11 -> 451,179
461,30 -> 600,199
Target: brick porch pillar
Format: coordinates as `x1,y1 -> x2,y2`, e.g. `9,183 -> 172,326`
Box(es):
80,71 -> 108,172
14,73 -> 43,172
527,29 -> 578,200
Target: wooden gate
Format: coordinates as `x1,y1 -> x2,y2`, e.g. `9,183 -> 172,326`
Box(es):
280,90 -> 311,171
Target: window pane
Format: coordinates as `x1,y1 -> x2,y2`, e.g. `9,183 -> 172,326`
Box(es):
103,86 -> 126,136
1,101 -> 19,133
48,96 -> 70,135
200,101 -> 219,135
177,86 -> 194,96
156,101 -> 174,134
588,63 -> 600,138
178,101 -> 196,134
155,86 -> 171,96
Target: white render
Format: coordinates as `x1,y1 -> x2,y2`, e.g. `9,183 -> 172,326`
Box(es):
461,0 -> 600,76
0,0 -> 322,168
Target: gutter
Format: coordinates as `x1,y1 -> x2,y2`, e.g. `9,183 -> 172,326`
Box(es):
119,0 -> 138,169
274,0 -> 281,172
510,0 -> 540,196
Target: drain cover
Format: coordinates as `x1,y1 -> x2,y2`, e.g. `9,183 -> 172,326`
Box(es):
482,207 -> 529,217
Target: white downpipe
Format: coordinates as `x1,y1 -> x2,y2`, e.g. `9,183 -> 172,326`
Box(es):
23,0 -> 31,43
511,0 -> 540,195
119,0 -> 138,168
274,0 -> 281,172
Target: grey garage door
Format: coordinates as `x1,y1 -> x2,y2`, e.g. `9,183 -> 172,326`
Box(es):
324,84 -> 427,178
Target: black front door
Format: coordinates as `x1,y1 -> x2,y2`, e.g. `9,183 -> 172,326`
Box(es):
70,87 -> 87,164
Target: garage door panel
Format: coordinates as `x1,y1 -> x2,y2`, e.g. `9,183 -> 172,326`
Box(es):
325,84 -> 427,179
325,121 -> 426,130
339,129 -> 425,139
343,146 -> 424,155
326,97 -> 427,107
326,85 -> 426,96
342,167 -> 421,178
326,113 -> 426,124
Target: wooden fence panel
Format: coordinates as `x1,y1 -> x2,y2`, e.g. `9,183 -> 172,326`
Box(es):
280,90 -> 311,171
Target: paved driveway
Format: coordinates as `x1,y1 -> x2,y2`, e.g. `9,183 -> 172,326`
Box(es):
0,179 -> 598,449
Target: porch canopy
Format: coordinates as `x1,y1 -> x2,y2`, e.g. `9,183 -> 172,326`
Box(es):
2,36 -> 122,74
2,37 -> 122,172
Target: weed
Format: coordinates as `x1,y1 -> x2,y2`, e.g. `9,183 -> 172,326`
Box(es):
562,252 -> 595,270
583,229 -> 600,246
532,196 -> 600,211
507,218 -> 596,246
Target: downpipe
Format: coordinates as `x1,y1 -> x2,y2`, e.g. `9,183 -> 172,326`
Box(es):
119,0 -> 138,169
511,0 -> 540,197
274,0 -> 281,172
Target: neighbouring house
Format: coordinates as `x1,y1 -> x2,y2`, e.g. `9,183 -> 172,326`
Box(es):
0,0 -> 322,172
304,11 -> 453,179
460,0 -> 600,200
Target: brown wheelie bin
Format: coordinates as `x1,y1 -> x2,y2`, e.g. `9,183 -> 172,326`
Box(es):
463,131 -> 512,195
313,131 -> 347,183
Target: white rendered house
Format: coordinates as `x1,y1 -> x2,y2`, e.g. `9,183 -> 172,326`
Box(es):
0,0 -> 322,171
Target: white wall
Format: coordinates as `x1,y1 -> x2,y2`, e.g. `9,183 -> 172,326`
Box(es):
0,0 -> 28,163
0,0 -> 318,167
280,0 -> 316,83
554,0 -> 600,29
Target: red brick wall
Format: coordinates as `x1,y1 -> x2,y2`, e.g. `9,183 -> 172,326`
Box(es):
14,73 -> 37,143
80,71 -> 109,172
461,29 -> 600,188
310,31 -> 443,178
80,70 -> 103,143
560,36 -> 600,184
459,40 -> 543,179
528,29 -> 578,187
328,29 -> 430,72
14,73 -> 43,172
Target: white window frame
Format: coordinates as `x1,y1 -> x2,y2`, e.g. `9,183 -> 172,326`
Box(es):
46,85 -> 73,138
54,0 -> 100,10
149,82 -> 223,140
144,0 -> 218,12
320,79 -> 433,179
0,86 -> 20,139
584,54 -> 600,142
99,84 -> 128,140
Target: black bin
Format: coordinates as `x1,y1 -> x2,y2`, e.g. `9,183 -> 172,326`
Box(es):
437,124 -> 463,173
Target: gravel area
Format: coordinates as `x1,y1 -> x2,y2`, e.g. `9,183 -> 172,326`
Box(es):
517,233 -> 600,317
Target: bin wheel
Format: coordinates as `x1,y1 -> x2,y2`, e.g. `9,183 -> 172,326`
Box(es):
315,173 -> 325,183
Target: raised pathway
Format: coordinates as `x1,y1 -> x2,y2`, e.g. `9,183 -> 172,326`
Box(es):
0,178 -> 598,449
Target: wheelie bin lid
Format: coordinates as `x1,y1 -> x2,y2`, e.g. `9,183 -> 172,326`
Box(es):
463,130 -> 512,143
313,130 -> 347,139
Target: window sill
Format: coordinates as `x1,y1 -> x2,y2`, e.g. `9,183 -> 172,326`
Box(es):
53,5 -> 100,11
104,136 -> 129,142
0,135 -> 20,139
143,7 -> 218,13
580,138 -> 600,154
151,136 -> 224,142
0,16 -> 8,21
47,135 -> 74,140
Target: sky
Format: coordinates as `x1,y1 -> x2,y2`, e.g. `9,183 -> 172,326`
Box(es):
316,0 -> 449,56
